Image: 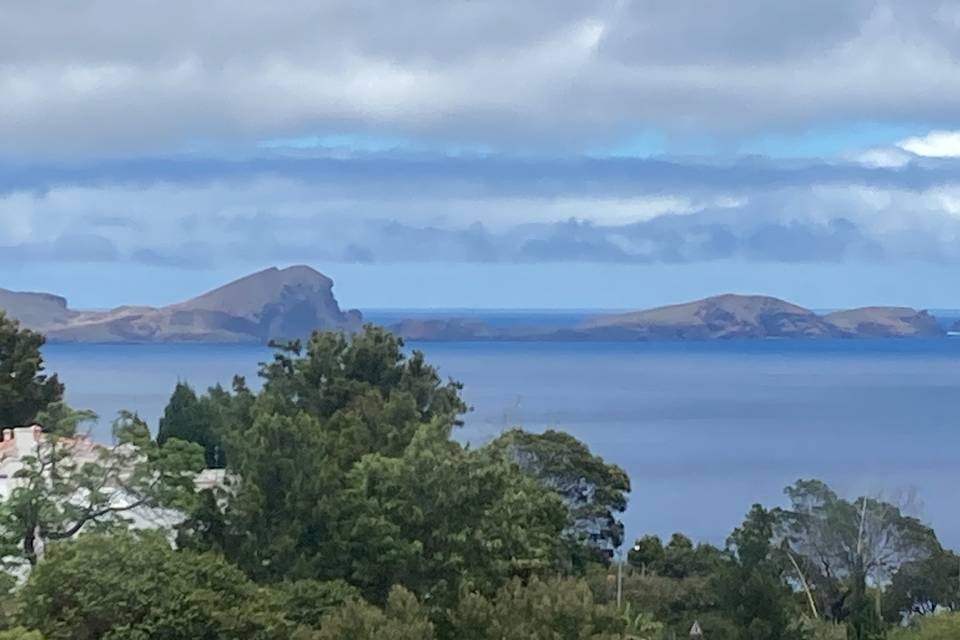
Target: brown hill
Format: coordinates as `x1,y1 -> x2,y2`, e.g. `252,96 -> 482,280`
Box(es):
391,295 -> 946,341
583,294 -> 841,339
823,307 -> 943,337
0,289 -> 75,329
0,266 -> 362,343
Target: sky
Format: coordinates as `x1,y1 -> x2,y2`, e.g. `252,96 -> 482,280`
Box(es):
6,1 -> 960,309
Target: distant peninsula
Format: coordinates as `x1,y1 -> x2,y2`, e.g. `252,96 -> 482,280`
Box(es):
0,266 -> 362,343
390,294 -> 944,341
0,266 -> 947,343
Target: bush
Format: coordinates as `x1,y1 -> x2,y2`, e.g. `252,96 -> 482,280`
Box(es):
890,613 -> 960,640
313,586 -> 434,640
451,576 -> 627,640
15,531 -> 291,640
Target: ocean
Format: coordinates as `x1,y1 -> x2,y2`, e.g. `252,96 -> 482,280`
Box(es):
40,316 -> 960,550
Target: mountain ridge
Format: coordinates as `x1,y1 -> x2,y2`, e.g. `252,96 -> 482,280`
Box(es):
0,271 -> 947,343
389,295 -> 945,341
0,266 -> 362,343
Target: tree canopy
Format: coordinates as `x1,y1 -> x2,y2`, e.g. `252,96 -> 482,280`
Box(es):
487,428 -> 630,562
15,531 -> 292,640
157,382 -> 226,468
884,550 -> 960,621
775,479 -> 939,629
34,402 -> 97,437
713,505 -> 804,640
181,327 -> 569,609
0,312 -> 63,427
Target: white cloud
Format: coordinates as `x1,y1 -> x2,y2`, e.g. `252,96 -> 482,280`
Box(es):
4,1 -> 960,158
4,157 -> 960,264
856,147 -> 914,168
897,130 -> 960,158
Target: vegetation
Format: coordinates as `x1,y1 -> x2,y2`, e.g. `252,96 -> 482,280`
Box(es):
0,324 -> 955,639
157,382 -> 227,468
0,412 -> 203,566
16,531 -> 291,640
889,613 -> 960,640
488,428 -> 630,567
0,312 -> 62,427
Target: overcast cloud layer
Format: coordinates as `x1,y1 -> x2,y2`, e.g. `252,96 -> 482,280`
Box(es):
4,1 -> 960,276
4,152 -> 960,267
6,0 -> 960,155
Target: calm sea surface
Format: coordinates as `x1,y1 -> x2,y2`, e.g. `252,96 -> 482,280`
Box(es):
42,329 -> 960,549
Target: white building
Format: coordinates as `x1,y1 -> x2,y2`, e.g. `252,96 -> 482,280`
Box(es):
0,425 -> 102,499
0,424 -> 226,552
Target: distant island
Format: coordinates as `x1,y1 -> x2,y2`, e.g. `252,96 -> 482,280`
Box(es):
0,266 -> 362,343
0,265 -> 949,343
391,294 -> 944,341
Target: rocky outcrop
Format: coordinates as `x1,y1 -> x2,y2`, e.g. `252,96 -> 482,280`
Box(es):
0,289 -> 75,329
823,307 -> 943,337
583,294 -> 842,340
1,266 -> 362,343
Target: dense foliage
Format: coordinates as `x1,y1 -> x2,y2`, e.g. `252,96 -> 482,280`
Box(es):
157,382 -> 227,468
0,325 -> 955,640
16,532 -> 291,640
488,428 -> 630,565
0,312 -> 62,427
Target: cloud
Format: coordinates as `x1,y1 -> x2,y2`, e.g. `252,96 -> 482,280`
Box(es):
0,234 -> 120,264
897,130 -> 960,158
856,147 -> 915,168
4,145 -> 960,269
4,150 -> 960,266
5,1 -> 960,158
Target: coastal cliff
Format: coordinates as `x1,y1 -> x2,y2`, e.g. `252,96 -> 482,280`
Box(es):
0,266 -> 362,343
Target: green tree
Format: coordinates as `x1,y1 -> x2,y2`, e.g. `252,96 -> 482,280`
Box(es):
487,429 -> 630,563
775,480 -> 938,634
340,424 -> 568,608
657,533 -> 725,579
0,412 -> 204,566
208,410 -> 340,580
627,535 -> 665,575
34,402 -> 97,437
451,576 -> 627,640
273,579 -> 361,630
158,382 -> 225,468
0,313 -> 62,427
593,569 -> 723,637
187,328 -> 471,575
713,505 -> 804,640
15,531 -> 292,640
252,327 -> 467,466
884,550 -> 960,621
314,586 -> 435,640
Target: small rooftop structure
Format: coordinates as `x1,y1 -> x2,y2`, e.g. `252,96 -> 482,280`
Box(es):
0,423 -> 226,515
0,425 -> 101,499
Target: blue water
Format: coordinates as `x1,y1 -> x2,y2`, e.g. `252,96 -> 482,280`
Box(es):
363,309 -> 601,328
41,338 -> 960,549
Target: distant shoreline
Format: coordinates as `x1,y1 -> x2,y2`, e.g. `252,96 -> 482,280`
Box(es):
4,266 -> 957,344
